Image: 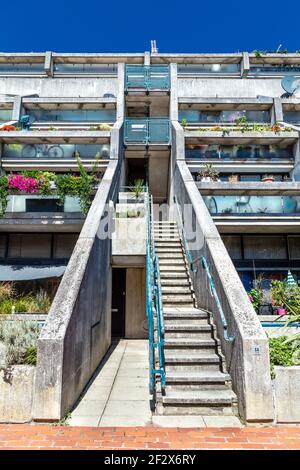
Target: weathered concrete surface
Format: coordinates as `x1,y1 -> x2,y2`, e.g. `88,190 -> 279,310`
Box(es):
33,153 -> 122,421
0,366 -> 35,423
112,215 -> 146,256
171,123 -> 274,423
274,367 -> 300,423
125,268 -> 147,338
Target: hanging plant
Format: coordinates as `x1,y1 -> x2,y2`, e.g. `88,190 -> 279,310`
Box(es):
0,176 -> 8,216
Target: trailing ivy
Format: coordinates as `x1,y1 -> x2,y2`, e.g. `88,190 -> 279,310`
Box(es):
0,175 -> 8,217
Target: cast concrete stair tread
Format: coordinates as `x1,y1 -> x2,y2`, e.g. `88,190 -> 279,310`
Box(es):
166,371 -> 231,383
158,253 -> 183,259
162,287 -> 192,294
164,309 -> 208,318
159,259 -> 186,265
160,268 -> 187,273
165,324 -> 212,331
161,280 -> 190,286
164,338 -> 218,347
165,352 -> 220,363
163,389 -> 237,405
156,248 -> 183,253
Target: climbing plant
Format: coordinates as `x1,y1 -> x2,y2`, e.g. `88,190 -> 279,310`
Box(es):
0,175 -> 8,217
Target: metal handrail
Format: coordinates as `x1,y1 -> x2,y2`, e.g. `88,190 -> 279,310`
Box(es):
174,196 -> 234,343
124,118 -> 171,145
145,190 -> 166,394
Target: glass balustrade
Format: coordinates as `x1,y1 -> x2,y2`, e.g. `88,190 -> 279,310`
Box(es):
0,63 -> 44,74
250,64 -> 300,74
178,63 -> 240,75
283,111 -> 300,125
2,143 -> 110,159
185,144 -> 294,160
179,110 -> 271,124
0,109 -> 13,123
27,109 -> 116,123
5,195 -> 81,213
53,63 -> 118,74
203,195 -> 300,215
125,65 -> 170,90
124,118 -> 171,144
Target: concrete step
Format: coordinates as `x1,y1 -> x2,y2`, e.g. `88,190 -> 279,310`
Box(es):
164,351 -> 220,364
155,237 -> 181,242
165,323 -> 212,332
164,338 -> 218,349
156,248 -> 182,253
162,287 -> 192,295
160,271 -> 187,277
158,253 -> 183,259
160,266 -> 186,272
166,371 -> 231,384
164,309 -> 208,319
162,295 -> 194,302
159,259 -> 185,265
161,279 -> 190,286
162,389 -> 237,415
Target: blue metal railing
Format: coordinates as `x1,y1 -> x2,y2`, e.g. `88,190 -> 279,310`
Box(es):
125,65 -> 170,91
145,190 -> 166,394
174,195 -> 234,343
124,118 -> 171,145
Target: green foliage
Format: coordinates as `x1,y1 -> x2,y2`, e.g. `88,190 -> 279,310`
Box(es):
268,336 -> 300,378
270,280 -> 300,315
181,118 -> 187,128
0,283 -> 51,314
0,175 -> 8,217
248,288 -> 263,313
24,346 -> 37,366
130,179 -> 145,198
199,164 -> 219,181
0,320 -> 40,370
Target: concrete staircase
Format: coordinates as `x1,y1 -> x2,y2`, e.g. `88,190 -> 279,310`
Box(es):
154,221 -> 238,416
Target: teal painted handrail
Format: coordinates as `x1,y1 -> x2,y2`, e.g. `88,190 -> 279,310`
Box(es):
145,190 -> 166,394
174,195 -> 234,343
125,65 -> 170,91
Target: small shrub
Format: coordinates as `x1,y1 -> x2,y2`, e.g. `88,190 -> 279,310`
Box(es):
0,321 -> 40,370
0,282 -> 16,302
269,336 -> 300,378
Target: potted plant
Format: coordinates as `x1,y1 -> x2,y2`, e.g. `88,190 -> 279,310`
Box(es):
262,174 -> 275,183
129,179 -> 145,200
229,174 -> 239,183
198,164 -> 219,182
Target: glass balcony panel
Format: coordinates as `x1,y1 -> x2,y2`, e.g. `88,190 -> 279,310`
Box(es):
185,144 -> 294,160
0,109 -> 13,123
283,111 -> 300,125
6,195 -> 81,213
203,195 -> 300,215
53,63 -> 117,74
179,110 -> 270,124
0,63 -> 44,73
28,109 -> 116,123
124,118 -> 170,144
125,65 -> 170,90
2,143 -> 109,159
178,63 -> 240,75
251,64 -> 300,74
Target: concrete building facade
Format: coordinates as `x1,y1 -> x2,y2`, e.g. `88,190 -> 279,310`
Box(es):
1,50 -> 300,424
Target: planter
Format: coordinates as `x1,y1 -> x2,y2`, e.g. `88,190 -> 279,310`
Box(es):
201,177 -> 212,182
0,365 -> 35,423
262,176 -> 275,183
277,307 -> 286,316
229,175 -> 239,183
273,366 -> 300,423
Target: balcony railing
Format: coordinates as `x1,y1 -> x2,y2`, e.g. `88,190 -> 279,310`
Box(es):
124,118 -> 171,145
2,143 -> 110,160
5,195 -> 82,214
125,65 -> 170,91
203,195 -> 300,216
185,145 -> 294,160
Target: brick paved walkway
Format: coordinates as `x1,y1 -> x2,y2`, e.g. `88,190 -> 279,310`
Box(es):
0,425 -> 300,449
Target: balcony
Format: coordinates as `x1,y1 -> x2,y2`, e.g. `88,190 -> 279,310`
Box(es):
125,65 -> 170,92
204,195 -> 300,216
124,118 -> 171,146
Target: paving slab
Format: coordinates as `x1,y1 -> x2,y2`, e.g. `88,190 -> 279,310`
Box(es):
152,415 -> 206,427
203,415 -> 242,427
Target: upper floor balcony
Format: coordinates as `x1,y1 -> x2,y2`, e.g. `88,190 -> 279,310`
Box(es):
125,65 -> 170,93
124,118 -> 171,147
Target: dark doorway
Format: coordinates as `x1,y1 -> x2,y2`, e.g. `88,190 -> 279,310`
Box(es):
127,158 -> 148,185
111,268 -> 126,338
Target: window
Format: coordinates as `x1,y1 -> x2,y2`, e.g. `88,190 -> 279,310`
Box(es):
8,234 -> 52,259
0,235 -> 6,258
0,109 -> 12,123
243,236 -> 287,259
53,63 -> 117,74
222,235 -> 242,260
26,199 -> 62,212
178,64 -> 240,74
283,111 -> 300,125
0,62 -> 44,73
288,236 -> 300,260
53,234 -> 77,259
28,109 -> 116,123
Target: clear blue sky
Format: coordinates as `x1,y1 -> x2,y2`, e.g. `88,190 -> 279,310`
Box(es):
0,0 -> 299,53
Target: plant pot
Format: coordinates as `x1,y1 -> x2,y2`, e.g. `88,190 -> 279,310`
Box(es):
201,177 -> 212,182
229,176 -> 239,183
262,177 -> 275,183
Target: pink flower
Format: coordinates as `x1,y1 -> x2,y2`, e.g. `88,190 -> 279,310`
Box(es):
8,175 -> 39,193
248,295 -> 253,302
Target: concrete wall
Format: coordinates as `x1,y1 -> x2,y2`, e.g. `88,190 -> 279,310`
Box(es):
33,156 -> 121,421
0,77 -> 118,98
178,78 -> 285,99
171,123 -> 274,422
273,367 -> 300,423
0,366 -> 35,423
125,268 -> 147,338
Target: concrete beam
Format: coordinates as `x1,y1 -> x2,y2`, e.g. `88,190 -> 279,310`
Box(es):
241,52 -> 250,77
12,95 -> 22,121
144,52 -> 150,65
44,51 -> 53,77
170,63 -> 178,122
272,97 -> 283,124
117,63 -> 125,122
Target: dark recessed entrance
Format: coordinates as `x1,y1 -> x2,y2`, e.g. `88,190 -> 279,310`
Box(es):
111,268 -> 126,338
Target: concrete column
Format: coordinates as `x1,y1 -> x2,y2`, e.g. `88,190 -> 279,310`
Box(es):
117,63 -> 125,122
170,63 -> 178,122
241,52 -> 250,77
271,97 -> 283,124
44,51 -> 53,77
144,51 -> 150,65
12,96 -> 22,121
